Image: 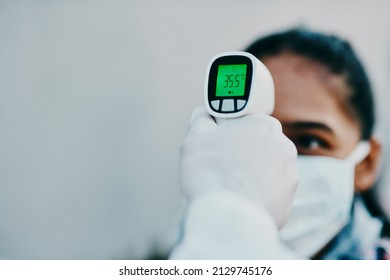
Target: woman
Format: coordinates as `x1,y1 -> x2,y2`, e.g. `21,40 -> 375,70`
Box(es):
245,28 -> 389,259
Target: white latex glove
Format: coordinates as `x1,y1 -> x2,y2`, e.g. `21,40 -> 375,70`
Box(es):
170,107 -> 300,259
180,107 -> 298,228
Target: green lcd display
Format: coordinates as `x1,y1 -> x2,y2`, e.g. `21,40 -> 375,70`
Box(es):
215,64 -> 247,97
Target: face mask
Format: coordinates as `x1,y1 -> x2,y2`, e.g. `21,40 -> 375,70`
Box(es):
279,141 -> 370,258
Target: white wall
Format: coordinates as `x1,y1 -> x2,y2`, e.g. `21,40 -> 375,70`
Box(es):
0,0 -> 390,259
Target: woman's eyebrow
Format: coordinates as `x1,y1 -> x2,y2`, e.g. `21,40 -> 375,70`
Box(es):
283,121 -> 335,134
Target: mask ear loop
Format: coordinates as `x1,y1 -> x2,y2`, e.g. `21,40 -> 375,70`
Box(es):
345,141 -> 371,164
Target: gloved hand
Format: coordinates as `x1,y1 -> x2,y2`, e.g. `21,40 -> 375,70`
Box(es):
180,107 -> 298,228
170,107 -> 300,259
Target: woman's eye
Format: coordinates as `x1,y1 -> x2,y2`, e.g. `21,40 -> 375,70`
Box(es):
295,135 -> 328,151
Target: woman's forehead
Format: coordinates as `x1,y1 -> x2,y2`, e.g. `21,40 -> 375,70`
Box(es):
262,53 -> 360,142
262,53 -> 353,121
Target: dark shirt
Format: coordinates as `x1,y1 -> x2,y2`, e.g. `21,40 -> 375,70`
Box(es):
321,197 -> 390,260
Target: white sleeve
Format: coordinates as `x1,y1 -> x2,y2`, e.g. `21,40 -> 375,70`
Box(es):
170,190 -> 300,260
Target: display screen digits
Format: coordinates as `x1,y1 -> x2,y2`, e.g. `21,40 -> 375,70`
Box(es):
216,64 -> 247,97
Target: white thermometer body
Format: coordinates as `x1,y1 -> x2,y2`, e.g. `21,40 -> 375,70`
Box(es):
204,51 -> 274,120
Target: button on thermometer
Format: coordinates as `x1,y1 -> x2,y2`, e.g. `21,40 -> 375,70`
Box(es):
205,51 -> 274,122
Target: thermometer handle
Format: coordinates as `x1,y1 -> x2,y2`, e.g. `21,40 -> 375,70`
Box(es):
215,118 -> 233,125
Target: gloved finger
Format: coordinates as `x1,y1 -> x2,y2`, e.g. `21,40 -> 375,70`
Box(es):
188,106 -> 217,131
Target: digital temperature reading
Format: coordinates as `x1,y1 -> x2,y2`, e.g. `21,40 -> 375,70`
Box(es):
205,51 -> 274,120
215,64 -> 247,97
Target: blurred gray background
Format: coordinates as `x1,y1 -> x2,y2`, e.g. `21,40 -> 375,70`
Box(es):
1,0 -> 390,259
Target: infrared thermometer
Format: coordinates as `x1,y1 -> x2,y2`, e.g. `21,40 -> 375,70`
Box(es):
204,51 -> 274,122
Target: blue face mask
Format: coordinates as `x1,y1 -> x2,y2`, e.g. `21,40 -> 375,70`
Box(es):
279,142 -> 370,258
